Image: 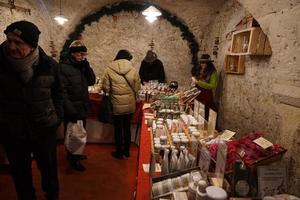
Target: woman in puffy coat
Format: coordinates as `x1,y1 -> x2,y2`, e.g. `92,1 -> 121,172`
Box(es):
101,50 -> 141,159
60,40 -> 96,171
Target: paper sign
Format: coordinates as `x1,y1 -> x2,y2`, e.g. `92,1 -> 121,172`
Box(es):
207,109 -> 217,136
220,130 -> 236,141
215,140 -> 227,187
198,147 -> 211,180
199,102 -> 205,118
253,137 -> 273,149
194,99 -> 199,118
258,165 -> 287,197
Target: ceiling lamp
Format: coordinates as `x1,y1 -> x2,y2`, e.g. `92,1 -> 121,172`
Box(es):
54,0 -> 68,25
142,5 -> 162,23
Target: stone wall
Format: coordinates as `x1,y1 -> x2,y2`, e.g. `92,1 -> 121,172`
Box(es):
82,11 -> 193,86
205,0 -> 300,195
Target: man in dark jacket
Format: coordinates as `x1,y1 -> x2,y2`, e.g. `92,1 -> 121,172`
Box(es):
60,40 -> 96,171
139,50 -> 165,84
0,21 -> 63,200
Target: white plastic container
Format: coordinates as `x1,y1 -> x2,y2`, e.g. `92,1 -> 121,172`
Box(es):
206,186 -> 227,200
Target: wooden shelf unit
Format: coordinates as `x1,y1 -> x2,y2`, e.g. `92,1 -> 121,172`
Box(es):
230,27 -> 272,55
224,54 -> 245,74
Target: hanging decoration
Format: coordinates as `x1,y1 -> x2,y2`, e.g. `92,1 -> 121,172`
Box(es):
49,41 -> 58,58
60,1 -> 199,67
149,39 -> 155,51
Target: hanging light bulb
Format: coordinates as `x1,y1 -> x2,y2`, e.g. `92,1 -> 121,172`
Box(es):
54,15 -> 68,25
142,5 -> 162,23
54,0 -> 68,25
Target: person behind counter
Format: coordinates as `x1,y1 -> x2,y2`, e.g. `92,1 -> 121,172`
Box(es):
0,20 -> 63,200
60,40 -> 96,171
139,50 -> 165,84
191,54 -> 218,120
101,49 -> 141,159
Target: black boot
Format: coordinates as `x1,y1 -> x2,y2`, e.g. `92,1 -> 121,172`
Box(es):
111,151 -> 123,159
70,160 -> 86,171
67,152 -> 87,160
123,151 -> 130,158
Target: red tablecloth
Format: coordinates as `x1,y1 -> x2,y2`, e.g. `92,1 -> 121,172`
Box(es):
88,93 -> 143,124
88,93 -> 102,119
135,113 -> 151,200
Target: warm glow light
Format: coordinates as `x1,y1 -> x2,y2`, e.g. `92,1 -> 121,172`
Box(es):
54,15 -> 68,25
142,5 -> 161,23
145,16 -> 157,23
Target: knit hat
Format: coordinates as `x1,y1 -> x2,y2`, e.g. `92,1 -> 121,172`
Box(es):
69,40 -> 87,53
4,20 -> 41,48
199,54 -> 214,63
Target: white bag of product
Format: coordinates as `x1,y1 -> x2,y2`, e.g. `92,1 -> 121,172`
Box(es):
169,149 -> 178,173
189,154 -> 197,168
183,148 -> 190,169
177,146 -> 186,171
161,149 -> 170,176
65,120 -> 87,155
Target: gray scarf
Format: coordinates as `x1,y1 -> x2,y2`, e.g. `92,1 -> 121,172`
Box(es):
3,44 -> 39,83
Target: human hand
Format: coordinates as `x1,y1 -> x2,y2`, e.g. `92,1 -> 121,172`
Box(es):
191,76 -> 197,84
79,59 -> 90,69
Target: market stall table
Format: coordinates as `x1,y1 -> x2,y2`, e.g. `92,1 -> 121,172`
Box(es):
135,112 -> 152,200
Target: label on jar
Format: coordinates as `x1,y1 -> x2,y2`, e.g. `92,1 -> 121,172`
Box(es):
235,180 -> 250,196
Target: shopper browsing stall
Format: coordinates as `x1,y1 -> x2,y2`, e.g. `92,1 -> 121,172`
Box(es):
191,54 -> 218,119
101,50 -> 141,159
0,20 -> 63,200
139,50 -> 165,84
60,40 -> 96,171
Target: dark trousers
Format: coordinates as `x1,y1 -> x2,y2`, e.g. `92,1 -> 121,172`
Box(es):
113,114 -> 133,154
2,127 -> 59,200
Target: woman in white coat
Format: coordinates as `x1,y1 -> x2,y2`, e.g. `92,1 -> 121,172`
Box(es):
101,50 -> 141,159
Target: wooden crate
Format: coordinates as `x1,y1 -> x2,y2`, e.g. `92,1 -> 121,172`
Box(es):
230,27 -> 272,55
235,15 -> 259,30
224,54 -> 245,74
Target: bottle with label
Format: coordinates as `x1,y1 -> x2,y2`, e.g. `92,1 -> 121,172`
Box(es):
232,160 -> 251,197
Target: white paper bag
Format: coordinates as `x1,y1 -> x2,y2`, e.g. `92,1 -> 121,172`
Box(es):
64,120 -> 87,155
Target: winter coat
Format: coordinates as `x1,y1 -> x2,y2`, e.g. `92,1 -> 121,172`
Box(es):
139,59 -> 165,83
60,56 -> 96,120
0,43 -> 63,138
101,59 -> 141,115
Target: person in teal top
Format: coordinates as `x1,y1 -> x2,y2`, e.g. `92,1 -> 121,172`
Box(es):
191,54 -> 218,119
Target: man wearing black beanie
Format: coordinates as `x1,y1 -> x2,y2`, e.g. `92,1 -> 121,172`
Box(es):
0,20 -> 63,200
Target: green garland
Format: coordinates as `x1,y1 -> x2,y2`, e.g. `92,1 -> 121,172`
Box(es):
60,1 -> 199,67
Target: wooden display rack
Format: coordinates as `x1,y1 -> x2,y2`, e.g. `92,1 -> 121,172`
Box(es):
230,27 -> 272,55
224,54 -> 246,74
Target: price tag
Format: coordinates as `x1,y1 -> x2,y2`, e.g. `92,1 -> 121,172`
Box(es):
220,130 -> 236,141
253,137 -> 273,149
